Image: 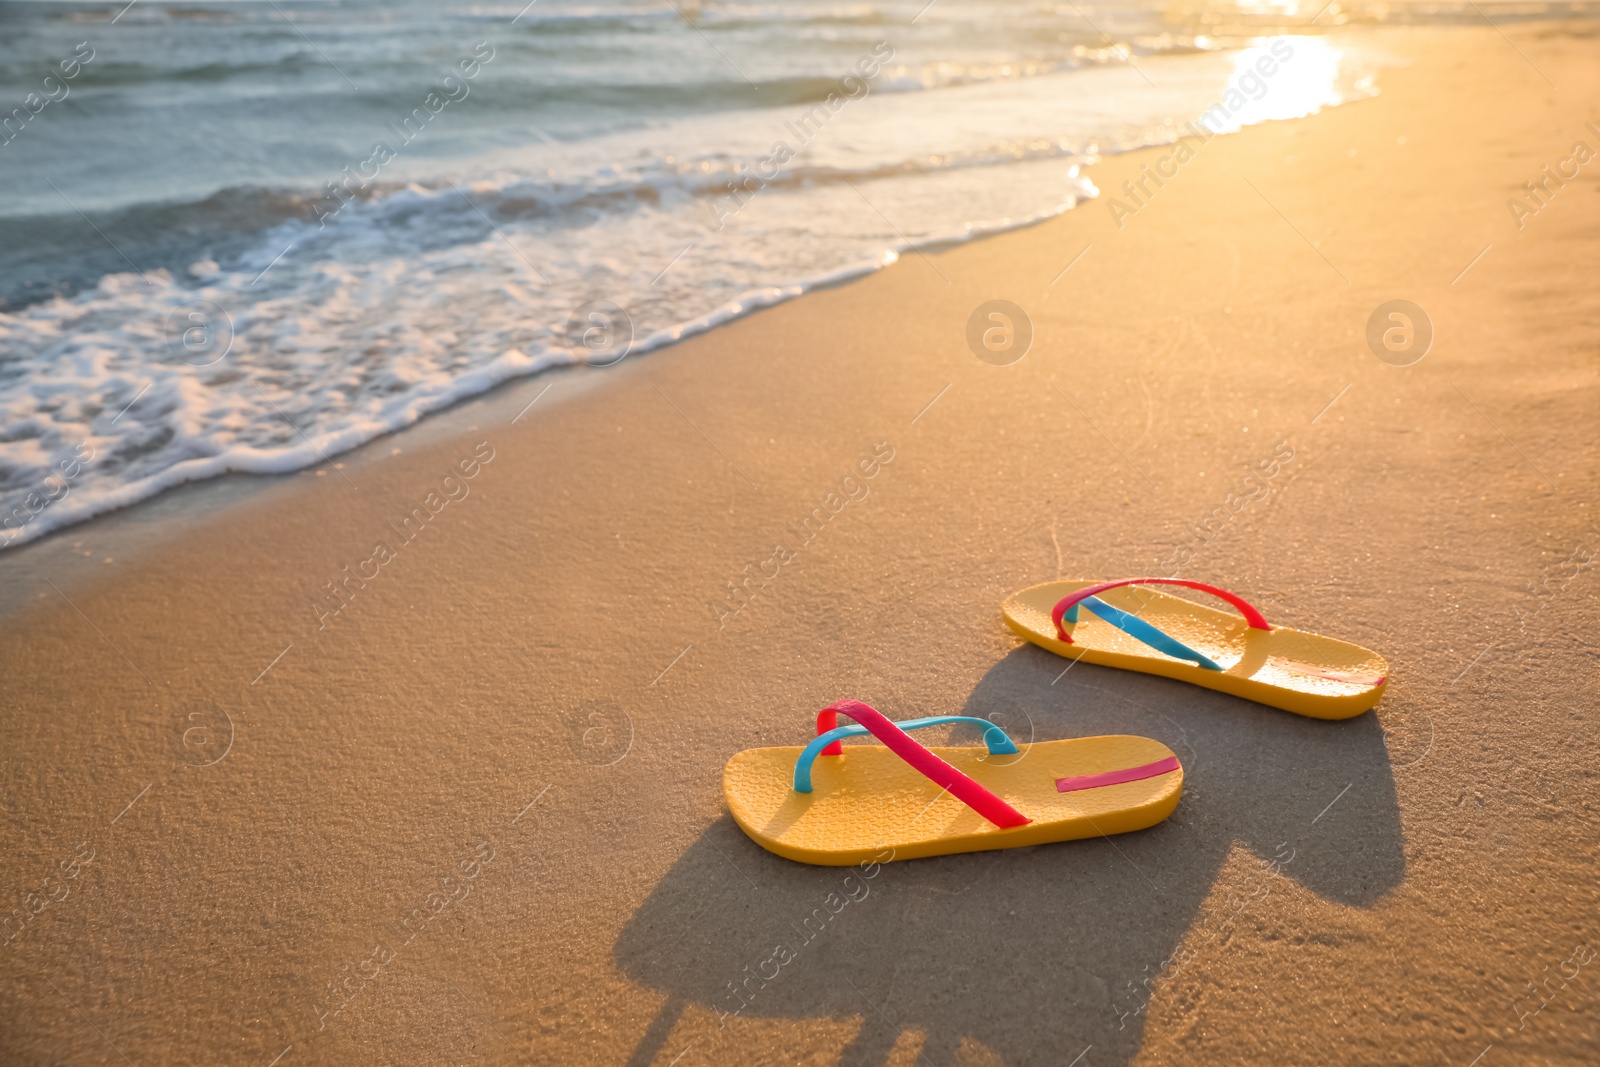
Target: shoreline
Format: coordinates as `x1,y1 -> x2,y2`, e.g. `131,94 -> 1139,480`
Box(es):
3,22 -> 1599,1067
0,357 -> 614,618
0,29 -> 1382,561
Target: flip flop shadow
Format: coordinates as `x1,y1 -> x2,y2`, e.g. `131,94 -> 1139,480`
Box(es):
614,646 -> 1405,1065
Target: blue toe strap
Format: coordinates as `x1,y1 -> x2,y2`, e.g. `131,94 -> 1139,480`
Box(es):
1068,596 -> 1223,671
793,715 -> 1019,793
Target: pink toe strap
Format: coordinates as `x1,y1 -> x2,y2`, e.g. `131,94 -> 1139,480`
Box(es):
811,700 -> 1031,829
1051,578 -> 1271,643
1057,756 -> 1181,793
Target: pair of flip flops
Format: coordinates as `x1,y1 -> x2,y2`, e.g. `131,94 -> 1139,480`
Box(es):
725,578 -> 1387,866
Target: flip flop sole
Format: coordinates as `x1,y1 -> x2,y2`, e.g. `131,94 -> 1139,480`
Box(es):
725,735 -> 1181,866
1003,580 -> 1387,719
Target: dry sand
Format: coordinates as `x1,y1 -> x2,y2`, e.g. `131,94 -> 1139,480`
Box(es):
3,22 -> 1599,1067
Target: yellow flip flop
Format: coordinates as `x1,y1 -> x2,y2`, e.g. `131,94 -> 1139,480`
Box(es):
724,700 -> 1183,866
1003,578 -> 1388,719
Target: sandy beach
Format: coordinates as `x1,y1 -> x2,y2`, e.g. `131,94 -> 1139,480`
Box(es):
3,20 -> 1599,1067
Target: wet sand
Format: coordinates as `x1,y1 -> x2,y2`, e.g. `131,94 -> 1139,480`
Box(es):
3,23 -> 1599,1067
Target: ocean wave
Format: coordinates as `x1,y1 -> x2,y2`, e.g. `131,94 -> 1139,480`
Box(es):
57,55 -> 320,86
0,27 -> 1374,549
0,186 -> 323,312
24,42 -> 1206,104
0,134 -> 1099,312
0,155 -> 1098,549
